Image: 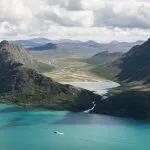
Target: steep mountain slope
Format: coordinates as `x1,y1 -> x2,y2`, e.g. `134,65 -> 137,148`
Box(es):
93,38 -> 150,120
29,43 -> 57,51
0,41 -> 53,73
87,39 -> 150,83
0,40 -> 34,67
118,38 -> 150,84
86,51 -> 122,80
0,40 -> 101,111
87,51 -> 122,65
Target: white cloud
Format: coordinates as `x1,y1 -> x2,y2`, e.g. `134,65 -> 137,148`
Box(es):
36,5 -> 93,27
93,1 -> 150,29
0,0 -> 149,42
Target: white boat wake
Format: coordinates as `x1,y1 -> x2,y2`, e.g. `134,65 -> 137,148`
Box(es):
83,101 -> 96,113
53,131 -> 64,135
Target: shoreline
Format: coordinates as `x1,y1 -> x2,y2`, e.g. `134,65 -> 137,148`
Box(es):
0,81 -> 119,112
0,99 -> 75,111
43,74 -> 108,83
1,98 -> 150,121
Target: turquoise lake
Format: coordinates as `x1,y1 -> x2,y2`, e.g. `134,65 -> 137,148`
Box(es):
1,104 -> 150,150
0,81 -> 150,150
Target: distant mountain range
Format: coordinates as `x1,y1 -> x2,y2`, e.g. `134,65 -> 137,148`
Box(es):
53,39 -> 143,53
11,38 -> 52,47
95,40 -> 144,53
12,38 -> 144,53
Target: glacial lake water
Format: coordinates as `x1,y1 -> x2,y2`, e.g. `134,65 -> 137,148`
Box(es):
62,81 -> 120,95
0,81 -> 150,150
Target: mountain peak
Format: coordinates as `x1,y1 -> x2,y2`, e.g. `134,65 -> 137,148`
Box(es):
145,37 -> 150,44
136,37 -> 150,48
110,40 -> 119,44
0,40 -> 9,45
0,40 -> 34,67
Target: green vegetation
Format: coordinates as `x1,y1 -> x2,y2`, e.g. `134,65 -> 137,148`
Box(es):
87,38 -> 150,84
90,63 -> 120,81
0,82 -> 101,111
33,60 -> 54,73
91,38 -> 150,120
43,58 -> 105,82
87,51 -> 122,65
93,82 -> 150,120
86,51 -> 122,81
88,38 -> 150,84
94,89 -> 150,120
0,40 -> 101,111
118,38 -> 150,83
31,46 -> 105,82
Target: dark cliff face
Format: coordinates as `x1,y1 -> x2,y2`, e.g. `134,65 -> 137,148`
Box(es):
117,38 -> 150,84
0,40 -> 101,111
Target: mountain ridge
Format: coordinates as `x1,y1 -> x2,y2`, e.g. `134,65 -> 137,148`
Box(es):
117,38 -> 150,83
90,38 -> 150,120
12,38 -> 144,53
0,40 -> 101,111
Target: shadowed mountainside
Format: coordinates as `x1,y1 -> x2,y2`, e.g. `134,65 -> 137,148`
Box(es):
93,90 -> 150,120
118,38 -> 150,84
88,38 -> 150,84
91,38 -> 150,120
